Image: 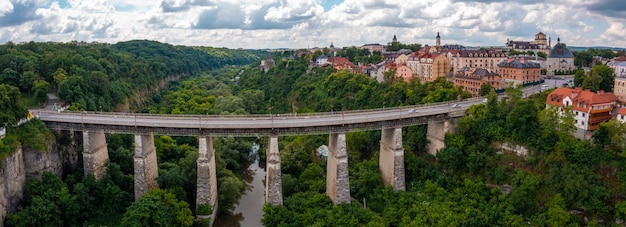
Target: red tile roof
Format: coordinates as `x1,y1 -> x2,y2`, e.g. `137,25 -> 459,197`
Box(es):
614,56 -> 626,62
618,107 -> 626,116
328,57 -> 355,69
546,87 -> 618,112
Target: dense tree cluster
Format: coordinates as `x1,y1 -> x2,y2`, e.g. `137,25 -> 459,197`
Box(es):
573,65 -> 616,92
574,48 -> 625,67
386,41 -> 422,52
0,41 -> 265,112
237,54 -> 471,115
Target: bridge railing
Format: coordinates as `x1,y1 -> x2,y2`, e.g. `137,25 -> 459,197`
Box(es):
38,96 -> 484,120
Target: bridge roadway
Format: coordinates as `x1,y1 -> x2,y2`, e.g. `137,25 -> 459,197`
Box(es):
35,98 -> 485,136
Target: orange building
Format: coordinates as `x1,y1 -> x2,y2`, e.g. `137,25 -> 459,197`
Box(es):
498,57 -> 541,86
453,68 -> 504,97
328,56 -> 355,72
385,63 -> 414,82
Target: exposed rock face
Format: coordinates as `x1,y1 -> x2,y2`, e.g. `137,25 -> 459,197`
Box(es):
494,141 -> 529,158
0,140 -> 63,226
0,147 -> 26,227
23,141 -> 63,181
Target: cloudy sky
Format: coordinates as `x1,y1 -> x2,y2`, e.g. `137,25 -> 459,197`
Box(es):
1,0 -> 625,49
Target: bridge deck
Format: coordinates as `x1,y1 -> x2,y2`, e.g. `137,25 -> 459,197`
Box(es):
36,99 -> 477,136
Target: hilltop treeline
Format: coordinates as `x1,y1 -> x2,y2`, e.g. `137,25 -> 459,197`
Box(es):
0,40 -> 265,120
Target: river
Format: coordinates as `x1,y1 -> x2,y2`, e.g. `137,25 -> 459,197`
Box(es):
214,143 -> 266,227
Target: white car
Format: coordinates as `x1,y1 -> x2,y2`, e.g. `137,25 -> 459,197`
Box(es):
482,98 -> 488,103
408,109 -> 418,113
452,104 -> 461,108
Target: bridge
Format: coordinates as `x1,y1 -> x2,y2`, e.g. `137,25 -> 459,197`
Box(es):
35,97 -> 483,224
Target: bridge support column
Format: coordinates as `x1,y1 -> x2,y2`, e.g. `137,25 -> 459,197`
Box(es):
379,127 -> 405,191
134,133 -> 159,200
82,130 -> 108,181
265,134 -> 283,206
427,120 -> 454,155
196,136 -> 218,224
326,132 -> 351,204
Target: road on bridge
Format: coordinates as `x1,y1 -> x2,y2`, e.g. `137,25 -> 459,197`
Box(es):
34,84 -> 545,135
35,99 -> 480,130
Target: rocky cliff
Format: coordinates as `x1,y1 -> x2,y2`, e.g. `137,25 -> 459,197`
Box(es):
0,140 -> 63,226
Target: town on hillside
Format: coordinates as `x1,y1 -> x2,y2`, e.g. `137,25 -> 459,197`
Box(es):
265,31 -> 626,139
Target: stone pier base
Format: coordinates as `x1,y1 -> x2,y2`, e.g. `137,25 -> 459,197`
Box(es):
326,132 -> 350,204
379,127 -> 405,191
196,136 -> 218,225
427,120 -> 453,155
134,133 -> 159,200
265,134 -> 283,206
82,130 -> 108,181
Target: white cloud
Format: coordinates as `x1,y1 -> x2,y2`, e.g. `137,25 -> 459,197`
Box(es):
0,0 -> 626,49
264,0 -> 323,23
0,0 -> 14,17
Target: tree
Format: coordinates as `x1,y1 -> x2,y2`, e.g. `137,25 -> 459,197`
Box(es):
546,194 -> 570,227
32,79 -> 50,104
19,71 -> 38,92
383,68 -> 401,85
52,68 -> 68,86
582,73 -> 601,91
592,120 -> 626,155
479,83 -> 494,96
540,105 -> 576,135
1,68 -> 19,87
121,189 -> 194,227
616,200 -> 626,220
591,64 -> 615,92
0,84 -> 28,125
573,69 -> 585,87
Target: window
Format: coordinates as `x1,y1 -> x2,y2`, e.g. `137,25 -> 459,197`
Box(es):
582,113 -> 586,117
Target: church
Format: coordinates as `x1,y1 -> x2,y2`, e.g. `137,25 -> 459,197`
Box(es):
546,37 -> 575,74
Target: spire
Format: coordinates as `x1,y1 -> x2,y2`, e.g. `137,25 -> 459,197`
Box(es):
392,34 -> 397,43
330,42 -> 334,48
436,32 -> 440,38
549,35 -> 551,48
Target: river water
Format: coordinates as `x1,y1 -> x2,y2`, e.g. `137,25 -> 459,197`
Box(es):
214,144 -> 266,227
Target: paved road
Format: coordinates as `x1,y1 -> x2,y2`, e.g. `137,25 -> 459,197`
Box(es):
35,83 -> 550,135
34,98 -> 485,134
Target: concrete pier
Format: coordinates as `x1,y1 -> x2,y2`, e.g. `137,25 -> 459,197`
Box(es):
82,130 -> 108,181
134,133 -> 159,200
427,120 -> 453,155
196,136 -> 218,225
379,127 -> 405,191
326,132 -> 351,204
265,134 -> 283,206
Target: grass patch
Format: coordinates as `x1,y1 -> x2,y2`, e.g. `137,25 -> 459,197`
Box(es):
14,119 -> 54,151
0,119 -> 53,167
0,133 -> 20,167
